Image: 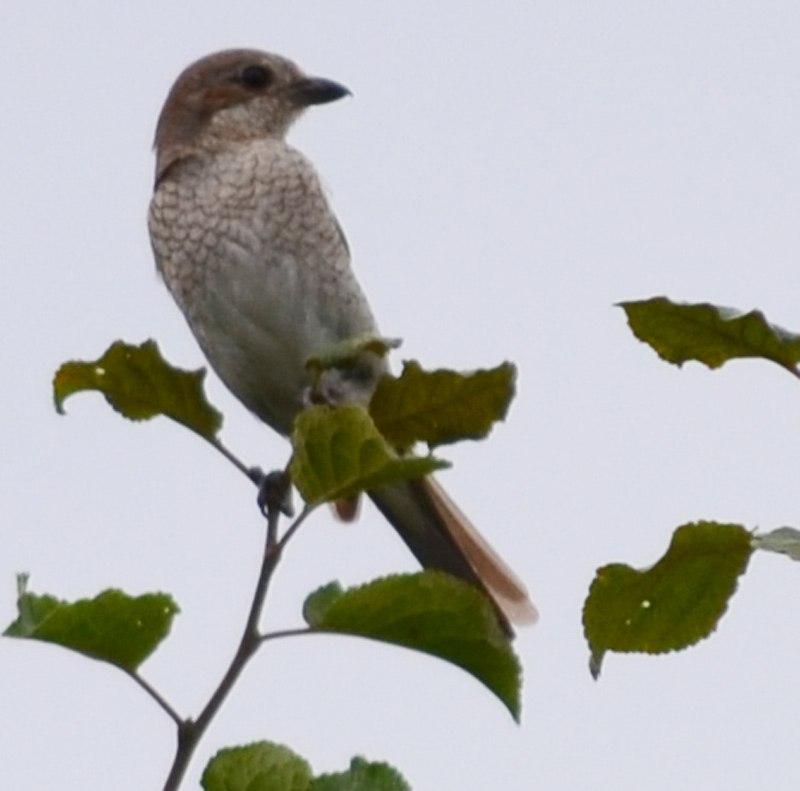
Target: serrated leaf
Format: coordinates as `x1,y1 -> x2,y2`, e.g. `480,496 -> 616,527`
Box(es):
53,339 -> 222,439
370,361 -> 516,451
302,571 -> 521,720
583,522 -> 753,678
620,298 -> 800,374
202,742 -> 313,791
752,527 -> 800,561
311,757 -> 411,791
290,405 -> 449,505
303,581 -> 344,627
4,579 -> 178,672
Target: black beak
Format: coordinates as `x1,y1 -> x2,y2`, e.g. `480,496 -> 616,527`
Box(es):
288,77 -> 351,106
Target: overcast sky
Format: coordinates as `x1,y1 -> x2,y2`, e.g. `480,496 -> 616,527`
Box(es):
3,2 -> 800,789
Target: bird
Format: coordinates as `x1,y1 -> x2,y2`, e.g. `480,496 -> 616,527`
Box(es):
148,49 -> 536,630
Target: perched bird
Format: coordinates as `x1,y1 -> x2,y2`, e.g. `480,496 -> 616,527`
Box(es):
148,49 -> 536,629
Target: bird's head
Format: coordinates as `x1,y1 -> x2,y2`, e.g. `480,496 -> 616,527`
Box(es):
153,49 -> 350,180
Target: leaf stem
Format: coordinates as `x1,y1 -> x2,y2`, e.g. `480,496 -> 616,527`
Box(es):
277,504 -> 316,552
202,435 -> 252,480
127,670 -> 183,727
259,627 -> 313,644
785,364 -> 800,381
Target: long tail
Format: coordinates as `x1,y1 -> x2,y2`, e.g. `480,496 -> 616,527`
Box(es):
368,476 -> 538,633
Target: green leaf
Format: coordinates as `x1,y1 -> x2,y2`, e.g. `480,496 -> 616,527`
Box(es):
620,297 -> 800,374
53,339 -> 222,439
202,742 -> 313,791
303,581 -> 344,627
303,571 -> 521,720
290,405 -> 449,505
583,522 -> 753,678
202,746 -> 409,791
370,361 -> 516,451
4,578 -> 178,672
312,757 -> 411,791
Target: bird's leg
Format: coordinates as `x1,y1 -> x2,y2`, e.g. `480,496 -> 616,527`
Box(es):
303,335 -> 396,410
250,467 -> 294,519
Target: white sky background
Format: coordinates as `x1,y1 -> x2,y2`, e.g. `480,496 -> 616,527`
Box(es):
2,2 -> 800,788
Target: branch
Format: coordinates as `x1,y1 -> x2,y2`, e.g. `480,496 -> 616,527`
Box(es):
160,473 -> 302,791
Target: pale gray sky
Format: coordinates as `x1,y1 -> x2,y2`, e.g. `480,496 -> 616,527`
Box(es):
2,2 -> 800,789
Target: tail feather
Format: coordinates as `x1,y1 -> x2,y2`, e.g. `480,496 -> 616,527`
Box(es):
368,476 -> 537,632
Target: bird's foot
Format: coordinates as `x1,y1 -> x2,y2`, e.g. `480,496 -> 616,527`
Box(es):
249,467 -> 294,518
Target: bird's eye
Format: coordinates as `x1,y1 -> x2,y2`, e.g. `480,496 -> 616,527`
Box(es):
239,65 -> 272,90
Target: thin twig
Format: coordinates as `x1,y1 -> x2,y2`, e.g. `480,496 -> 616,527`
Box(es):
126,670 -> 183,727
160,481 -> 285,791
202,435 -> 253,480
259,627 -> 313,644
277,504 -> 316,551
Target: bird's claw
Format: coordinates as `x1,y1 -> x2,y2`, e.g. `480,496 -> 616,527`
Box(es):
250,467 -> 295,518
